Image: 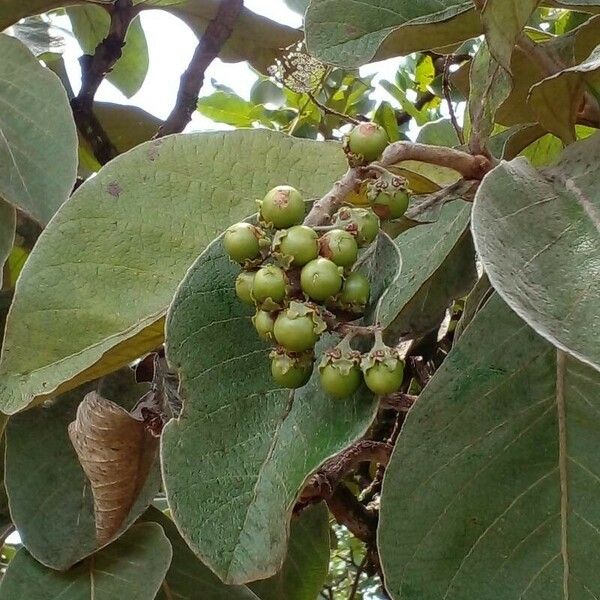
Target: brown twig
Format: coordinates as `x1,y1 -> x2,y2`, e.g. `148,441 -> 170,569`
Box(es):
348,554 -> 368,600
326,483 -> 377,544
156,0 -> 243,137
443,56 -> 465,145
380,392 -> 417,411
308,92 -> 362,125
299,440 -> 393,503
71,0 -> 136,165
303,167 -> 364,226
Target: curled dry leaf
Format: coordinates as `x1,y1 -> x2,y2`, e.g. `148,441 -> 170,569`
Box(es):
68,391 -> 159,545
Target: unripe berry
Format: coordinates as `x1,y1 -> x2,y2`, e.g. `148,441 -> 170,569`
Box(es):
319,229 -> 358,268
300,258 -> 343,302
223,223 -> 262,264
273,301 -> 326,353
252,265 -> 287,307
347,122 -> 389,163
259,185 -> 305,229
235,271 -> 256,306
270,350 -> 314,389
273,225 -> 319,267
252,310 -> 276,341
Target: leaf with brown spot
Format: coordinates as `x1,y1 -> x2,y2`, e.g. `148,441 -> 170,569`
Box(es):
68,391 -> 159,545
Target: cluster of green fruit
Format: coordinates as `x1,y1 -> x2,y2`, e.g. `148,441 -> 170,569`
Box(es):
222,123 -> 408,399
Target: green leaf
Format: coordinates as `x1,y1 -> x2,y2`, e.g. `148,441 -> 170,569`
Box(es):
528,44 -> 600,144
143,508 -> 259,600
416,119 -> 461,148
197,91 -> 269,127
415,55 -> 435,92
468,41 -> 512,152
0,201 -> 16,290
379,294 -> 600,600
0,34 -> 77,225
162,239 -> 377,584
94,102 -> 162,152
472,132 -> 600,372
373,101 -> 401,142
0,130 -> 346,414
67,6 -> 149,98
481,0 -> 540,71
4,370 -> 160,569
305,0 -> 477,68
378,201 -> 476,340
0,523 -> 172,600
250,503 -> 330,600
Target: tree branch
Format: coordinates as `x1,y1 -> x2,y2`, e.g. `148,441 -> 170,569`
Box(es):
380,141 -> 493,180
71,0 -> 136,165
156,0 -> 243,137
299,440 -> 393,503
327,484 -> 377,544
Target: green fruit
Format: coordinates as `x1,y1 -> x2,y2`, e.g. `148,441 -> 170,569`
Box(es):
271,353 -> 313,389
319,229 -> 358,267
276,225 -> 319,266
223,223 -> 261,264
252,265 -> 287,305
371,189 -> 410,220
252,310 -> 276,341
300,258 -> 343,302
260,185 -> 305,228
353,209 -> 380,246
363,360 -> 404,396
347,122 -> 389,162
319,363 -> 362,399
274,308 -> 320,352
340,272 -> 370,308
235,271 -> 256,305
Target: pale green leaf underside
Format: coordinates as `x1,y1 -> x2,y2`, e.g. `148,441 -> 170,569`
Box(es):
0,200 -> 16,289
528,44 -> 600,144
378,201 -> 475,339
5,370 -> 159,570
0,130 -> 346,414
0,523 -> 172,600
472,132 -> 600,372
0,34 -> 77,225
379,294 -> 600,599
305,0 -> 474,67
162,239 -> 377,585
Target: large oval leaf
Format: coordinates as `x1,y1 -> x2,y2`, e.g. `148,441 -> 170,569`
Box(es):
0,34 -> 77,225
0,523 -> 172,600
162,238 -> 377,585
379,294 -> 600,599
0,130 -> 346,414
472,132 -> 600,372
304,0 -> 475,68
5,370 -> 160,569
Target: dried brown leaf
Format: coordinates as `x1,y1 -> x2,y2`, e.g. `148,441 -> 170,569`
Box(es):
68,391 -> 158,545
